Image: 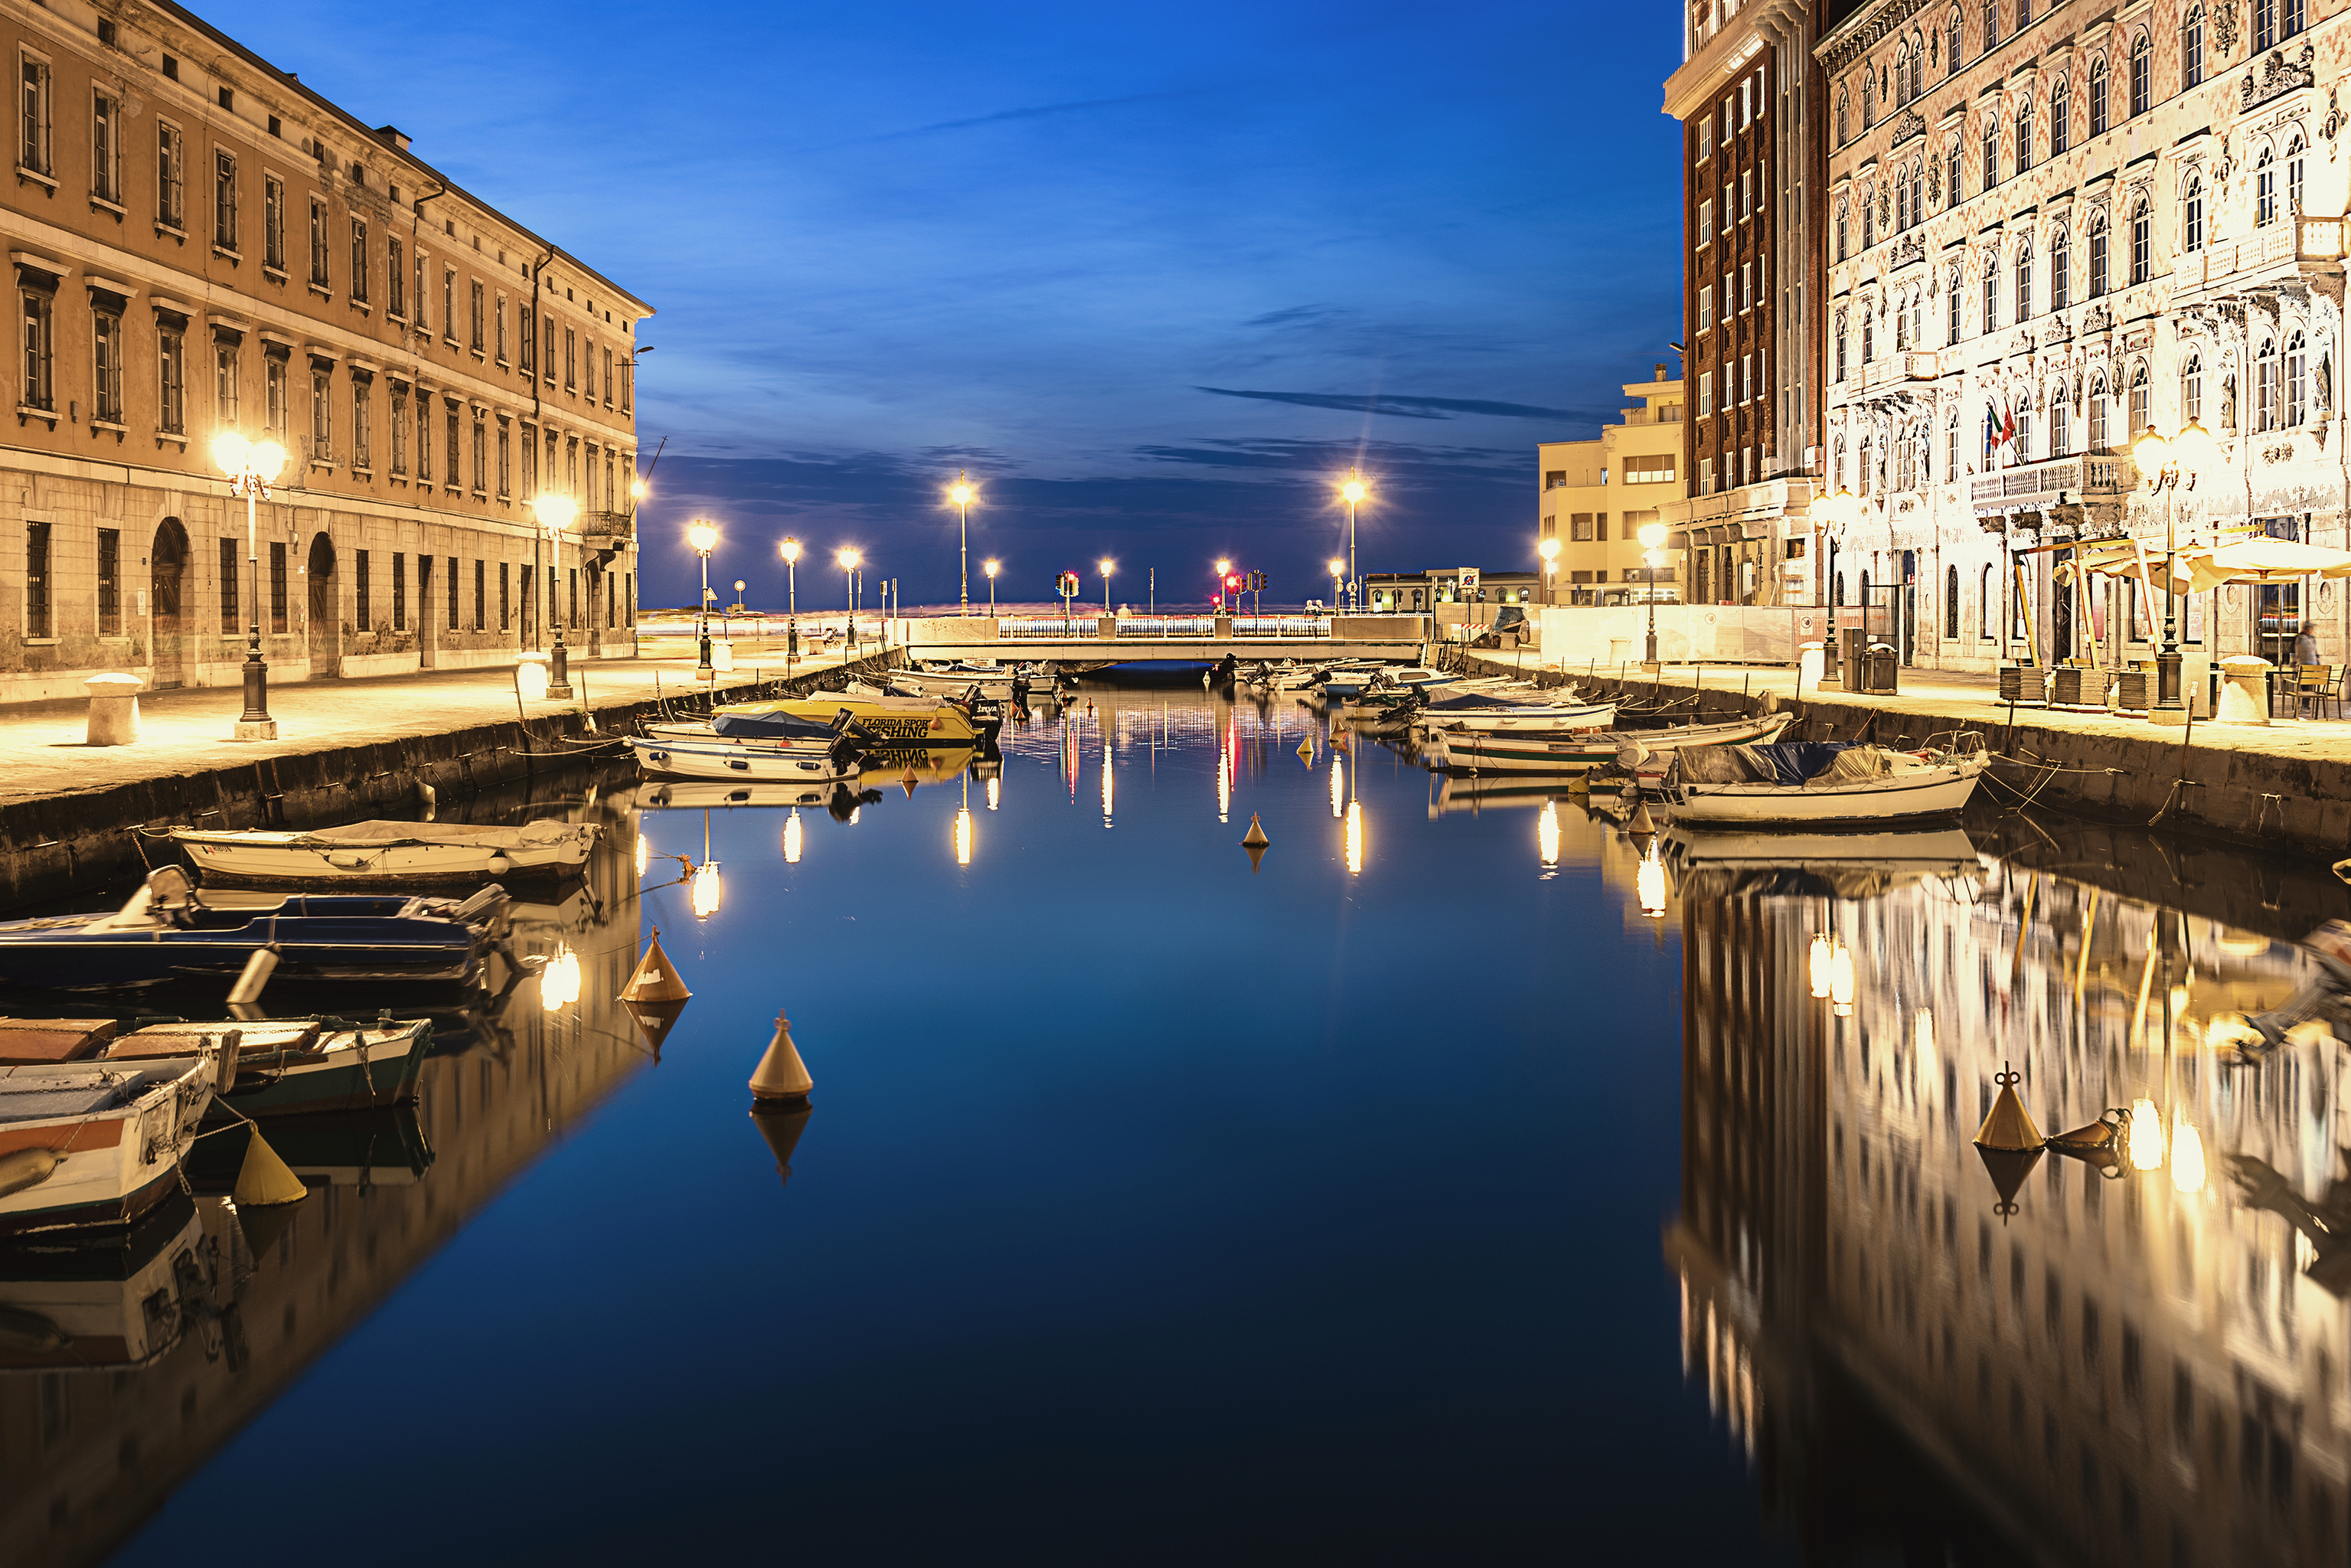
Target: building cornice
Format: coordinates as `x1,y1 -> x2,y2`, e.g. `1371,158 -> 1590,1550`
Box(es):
1664,0 -> 1809,120
1817,0 -> 1935,76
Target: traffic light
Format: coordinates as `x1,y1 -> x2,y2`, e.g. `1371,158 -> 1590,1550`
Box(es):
1249,570 -> 1265,593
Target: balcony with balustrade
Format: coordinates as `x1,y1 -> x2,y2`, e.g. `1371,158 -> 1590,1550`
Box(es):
1970,451 -> 2138,534
2170,217 -> 2346,302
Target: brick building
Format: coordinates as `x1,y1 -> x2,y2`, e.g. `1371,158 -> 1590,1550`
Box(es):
0,0 -> 651,703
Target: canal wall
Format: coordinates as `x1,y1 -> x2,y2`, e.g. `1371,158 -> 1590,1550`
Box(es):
0,651 -> 902,912
1459,653 -> 2351,862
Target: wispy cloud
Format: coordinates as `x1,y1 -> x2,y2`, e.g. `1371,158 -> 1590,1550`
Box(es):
860,91 -> 1199,144
1193,387 -> 1590,422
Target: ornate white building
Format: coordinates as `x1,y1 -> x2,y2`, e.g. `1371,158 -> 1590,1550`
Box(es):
1820,0 -> 2347,678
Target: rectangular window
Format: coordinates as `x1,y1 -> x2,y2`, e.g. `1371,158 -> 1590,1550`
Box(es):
544,315 -> 555,381
414,253 -> 428,332
19,54 -> 48,175
214,150 -> 236,250
24,521 -> 49,637
96,527 -> 119,635
91,307 -> 120,422
353,380 -> 371,470
497,421 -> 511,498
417,393 -> 431,479
472,558 -> 485,631
269,540 -> 287,634
520,305 -> 535,371
90,91 -> 116,202
620,355 -> 632,413
442,270 -> 455,341
392,550 -> 407,630
564,326 -> 576,390
1699,370 -> 1714,415
498,562 -> 510,632
602,348 -> 615,407
390,387 -> 408,474
469,280 -> 484,352
157,325 -> 183,433
349,220 -> 367,302
625,573 -> 635,626
156,121 -> 181,229
309,368 -> 329,460
355,548 -> 370,632
445,406 -> 460,486
472,413 -> 486,494
387,239 -> 405,318
263,176 -> 283,270
264,353 -> 287,436
308,198 -> 328,287
568,568 -> 579,626
220,536 -> 239,633
212,341 -> 236,428
495,296 -> 507,363
446,555 -> 458,629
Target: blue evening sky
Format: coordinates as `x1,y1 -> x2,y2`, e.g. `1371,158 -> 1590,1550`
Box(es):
204,0 -> 1685,608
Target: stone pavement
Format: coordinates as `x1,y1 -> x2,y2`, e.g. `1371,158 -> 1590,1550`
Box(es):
0,645 -> 874,808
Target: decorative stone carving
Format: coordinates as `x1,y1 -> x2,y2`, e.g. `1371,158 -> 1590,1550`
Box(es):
1821,0 -> 1936,76
1893,106 -> 1926,145
2213,0 -> 2240,54
2083,302 -> 2114,334
2326,87 -> 2346,147
2242,45 -> 2317,112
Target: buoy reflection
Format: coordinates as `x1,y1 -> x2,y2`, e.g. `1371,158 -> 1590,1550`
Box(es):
1343,799 -> 1363,876
1537,800 -> 1559,870
783,809 -> 803,865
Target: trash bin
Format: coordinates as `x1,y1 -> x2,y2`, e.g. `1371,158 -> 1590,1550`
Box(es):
83,672 -> 142,746
1861,642 -> 1899,694
711,639 -> 736,673
2216,655 -> 2272,724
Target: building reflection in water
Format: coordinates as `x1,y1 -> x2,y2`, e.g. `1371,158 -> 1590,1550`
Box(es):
1662,820 -> 2351,1565
0,776 -> 657,1568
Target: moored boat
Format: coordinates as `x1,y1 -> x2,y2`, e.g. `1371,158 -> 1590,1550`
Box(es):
0,1189 -> 212,1370
0,1049 -> 224,1236
1660,741 -> 1989,827
715,694 -> 994,746
170,818 -> 598,887
103,1016 -> 432,1118
625,733 -> 863,783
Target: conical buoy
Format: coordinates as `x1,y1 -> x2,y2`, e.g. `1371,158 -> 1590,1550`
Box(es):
1974,1145 -> 2044,1220
749,1103 -> 812,1187
900,772 -> 919,798
1244,842 -> 1268,874
232,1126 -> 307,1207
1627,799 -> 1657,835
619,929 -> 691,1003
1241,813 -> 1269,848
1297,737 -> 1314,766
1973,1063 -> 2045,1152
622,998 -> 689,1057
749,1011 -> 814,1103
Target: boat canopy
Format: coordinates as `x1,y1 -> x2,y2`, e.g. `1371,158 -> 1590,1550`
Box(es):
295,819 -> 586,848
1677,741 -> 1886,786
711,710 -> 841,743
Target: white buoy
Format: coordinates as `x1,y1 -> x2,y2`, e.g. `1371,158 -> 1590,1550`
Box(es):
749,1011 -> 814,1102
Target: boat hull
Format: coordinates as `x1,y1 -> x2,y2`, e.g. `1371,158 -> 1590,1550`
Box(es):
626,736 -> 857,783
0,1056 -> 216,1236
720,698 -> 984,746
173,829 -> 593,888
1664,759 -> 1987,826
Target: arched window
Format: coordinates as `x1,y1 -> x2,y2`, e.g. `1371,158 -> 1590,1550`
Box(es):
2050,227 -> 2070,309
2182,175 -> 2204,252
1859,436 -> 1873,495
2257,148 -> 2278,226
2287,332 -> 2307,424
1909,160 -> 1923,227
1982,116 -> 2000,190
1861,568 -> 1874,612
1837,198 -> 1850,262
1947,564 -> 1961,639
1979,564 -> 1993,637
2051,392 -> 2072,456
1863,64 -> 1876,125
1947,137 -> 1963,209
2130,198 -> 2151,285
2015,241 -> 2033,321
1895,44 -> 1911,105
2014,394 -> 2033,459
1838,90 -> 1850,145
1948,6 -> 1964,75
1863,184 -> 1877,248
2088,211 -> 2110,296
1834,310 -> 1848,380
2016,96 -> 2034,173
2089,369 -> 2111,448
1947,407 -> 1961,478
2255,0 -> 2278,50
1983,251 -> 2000,331
2257,338 -> 2280,430
2288,136 -> 2306,217
1834,570 -> 1847,607
1948,261 -> 1964,343
2052,76 -> 2072,155
1863,306 -> 1876,362
2129,34 -> 2151,116
2088,57 -> 2111,135
2128,362 -> 2149,436
2181,5 -> 2205,88
2182,353 -> 2203,424
1896,172 -> 1909,233
1909,31 -> 1925,101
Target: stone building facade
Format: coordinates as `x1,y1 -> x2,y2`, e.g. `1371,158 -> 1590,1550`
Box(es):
1820,0 -> 2349,676
1536,365 -> 1687,604
0,0 -> 651,704
1660,0 -> 1830,608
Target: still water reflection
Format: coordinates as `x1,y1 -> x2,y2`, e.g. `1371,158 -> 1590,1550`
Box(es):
11,684 -> 2347,1563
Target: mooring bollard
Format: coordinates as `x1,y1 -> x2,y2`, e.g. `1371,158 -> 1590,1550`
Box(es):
83,672 -> 143,745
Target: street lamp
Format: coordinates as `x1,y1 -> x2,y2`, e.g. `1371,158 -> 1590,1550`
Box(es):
687,520 -> 719,678
211,431 -> 287,740
779,536 -> 801,673
1340,470 -> 1368,610
1637,521 -> 1670,670
2134,419 -> 2218,724
1538,535 -> 1561,605
534,492 -> 579,697
1099,557 -> 1115,614
838,547 -> 862,655
949,473 -> 975,609
1327,557 -> 1345,616
984,557 -> 1000,615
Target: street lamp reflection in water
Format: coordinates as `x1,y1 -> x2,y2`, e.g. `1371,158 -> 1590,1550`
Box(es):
1329,754 -> 1344,818
634,833 -> 648,877
985,774 -> 1001,811
691,860 -> 723,920
2128,1098 -> 2165,1171
1830,945 -> 1856,1016
1636,843 -> 1667,918
1537,800 -> 1559,869
1808,933 -> 1833,999
782,809 -> 803,865
539,942 -> 582,1014
955,805 -> 974,867
1344,799 -> 1363,877
1100,743 -> 1114,826
1216,748 -> 1230,823
2172,1113 -> 2209,1193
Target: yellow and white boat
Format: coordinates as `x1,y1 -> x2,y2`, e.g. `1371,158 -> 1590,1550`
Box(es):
715,696 -> 990,747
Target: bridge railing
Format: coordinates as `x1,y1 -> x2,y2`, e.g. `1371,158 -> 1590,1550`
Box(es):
993,616 -> 1336,640
999,619 -> 1100,639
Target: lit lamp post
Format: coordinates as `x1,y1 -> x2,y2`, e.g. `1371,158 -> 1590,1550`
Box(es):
984,557 -> 1000,615
779,536 -> 801,674
211,431 -> 287,740
1215,557 -> 1232,613
1327,557 -> 1345,617
1538,535 -> 1560,605
949,473 -> 975,609
1637,520 -> 1669,671
1340,469 -> 1368,610
2133,420 -> 2217,725
1099,557 -> 1115,614
687,520 -> 719,679
838,547 -> 861,655
534,492 -> 579,697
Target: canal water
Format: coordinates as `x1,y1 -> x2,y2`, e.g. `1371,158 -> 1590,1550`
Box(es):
11,684 -> 2351,1564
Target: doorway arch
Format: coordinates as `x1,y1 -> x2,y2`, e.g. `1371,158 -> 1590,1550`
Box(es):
305,532 -> 338,678
151,518 -> 188,689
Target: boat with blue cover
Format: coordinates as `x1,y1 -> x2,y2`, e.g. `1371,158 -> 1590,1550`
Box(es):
0,867 -> 502,992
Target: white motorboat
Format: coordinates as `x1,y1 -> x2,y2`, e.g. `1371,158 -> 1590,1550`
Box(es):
894,664 -> 1015,701
0,1050 -> 224,1236
1661,742 -> 1989,826
1422,710 -> 1788,776
172,818 -> 599,887
1611,714 -> 1797,789
625,734 -> 862,783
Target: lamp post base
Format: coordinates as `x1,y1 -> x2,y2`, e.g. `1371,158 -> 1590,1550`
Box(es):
1640,662 -> 1663,675
233,718 -> 279,742
232,654 -> 275,741
2148,647 -> 2189,724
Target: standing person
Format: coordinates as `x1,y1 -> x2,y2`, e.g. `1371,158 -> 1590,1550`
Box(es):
2296,622 -> 2322,668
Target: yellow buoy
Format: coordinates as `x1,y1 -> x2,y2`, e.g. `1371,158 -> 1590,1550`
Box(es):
1627,799 -> 1657,835
232,1126 -> 308,1207
1241,814 -> 1269,848
619,930 -> 692,1003
1972,1063 -> 2045,1152
1296,737 -> 1314,766
749,1011 -> 815,1102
